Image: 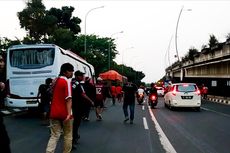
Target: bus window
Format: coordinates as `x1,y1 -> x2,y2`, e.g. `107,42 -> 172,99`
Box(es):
9,48 -> 55,69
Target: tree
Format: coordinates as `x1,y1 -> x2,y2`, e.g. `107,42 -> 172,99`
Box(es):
51,28 -> 75,49
18,0 -> 81,43
16,0 -> 145,83
72,34 -> 117,76
46,6 -> 81,35
184,47 -> 199,61
226,33 -> 230,41
0,37 -> 21,52
18,0 -> 46,42
208,34 -> 219,48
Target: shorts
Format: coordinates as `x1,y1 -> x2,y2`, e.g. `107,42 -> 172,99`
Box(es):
94,99 -> 104,108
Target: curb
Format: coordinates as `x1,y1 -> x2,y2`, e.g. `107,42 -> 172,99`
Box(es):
207,97 -> 230,105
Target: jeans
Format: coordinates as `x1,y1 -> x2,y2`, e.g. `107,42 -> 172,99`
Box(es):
46,119 -> 73,153
123,102 -> 135,121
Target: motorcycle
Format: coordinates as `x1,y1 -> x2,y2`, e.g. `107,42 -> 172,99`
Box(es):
148,93 -> 158,108
137,93 -> 144,104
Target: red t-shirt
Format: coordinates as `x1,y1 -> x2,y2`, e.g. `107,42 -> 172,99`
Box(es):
49,76 -> 72,120
95,84 -> 104,101
116,86 -> 122,94
111,86 -> 117,96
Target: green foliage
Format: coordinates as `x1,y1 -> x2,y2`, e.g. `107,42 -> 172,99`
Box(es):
52,28 -> 75,49
184,47 -> 199,61
46,6 -> 81,34
72,34 -> 117,76
18,0 -> 81,43
6,0 -> 145,84
208,34 -> 219,48
226,33 -> 230,40
17,0 -> 46,42
0,37 -> 21,52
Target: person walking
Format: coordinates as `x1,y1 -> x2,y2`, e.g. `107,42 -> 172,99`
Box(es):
95,77 -> 106,120
116,84 -> 123,103
122,82 -> 138,124
201,84 -> 208,99
72,71 -> 94,149
0,82 -> 6,109
37,78 -> 53,125
83,77 -> 96,121
111,84 -> 117,105
0,82 -> 11,153
46,63 -> 74,153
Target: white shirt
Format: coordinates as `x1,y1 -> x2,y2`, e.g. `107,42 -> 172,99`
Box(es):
137,88 -> 144,94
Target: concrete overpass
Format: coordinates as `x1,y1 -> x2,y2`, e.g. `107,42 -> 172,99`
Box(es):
165,39 -> 230,97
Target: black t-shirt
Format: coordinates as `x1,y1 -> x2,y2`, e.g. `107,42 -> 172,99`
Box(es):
123,82 -> 137,104
149,87 -> 157,95
72,81 -> 85,113
38,84 -> 51,104
84,82 -> 96,101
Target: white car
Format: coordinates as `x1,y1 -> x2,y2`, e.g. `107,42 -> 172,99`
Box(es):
164,83 -> 201,111
156,86 -> 164,96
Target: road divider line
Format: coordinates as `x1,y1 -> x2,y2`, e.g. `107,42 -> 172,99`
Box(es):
143,117 -> 149,129
148,107 -> 177,153
13,108 -> 21,112
1,110 -> 11,114
142,106 -> 145,110
201,107 -> 230,118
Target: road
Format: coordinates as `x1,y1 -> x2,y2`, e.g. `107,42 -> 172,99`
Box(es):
2,97 -> 230,153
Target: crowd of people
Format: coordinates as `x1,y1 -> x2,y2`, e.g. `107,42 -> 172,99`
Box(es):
40,62 -> 140,153
0,57 -> 146,153
0,55 -> 209,153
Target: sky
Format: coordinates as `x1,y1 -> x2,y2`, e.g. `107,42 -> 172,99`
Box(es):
1,0 -> 230,83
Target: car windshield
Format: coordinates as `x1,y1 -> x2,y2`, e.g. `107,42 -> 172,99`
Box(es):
177,84 -> 196,92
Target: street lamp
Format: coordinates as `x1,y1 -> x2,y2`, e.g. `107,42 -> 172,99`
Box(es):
175,6 -> 192,62
108,31 -> 123,70
122,47 -> 134,74
84,6 -> 104,54
175,6 -> 192,81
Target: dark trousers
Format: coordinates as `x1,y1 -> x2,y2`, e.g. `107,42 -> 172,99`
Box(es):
72,112 -> 82,142
83,103 -> 91,118
123,102 -> 135,121
0,115 -> 11,153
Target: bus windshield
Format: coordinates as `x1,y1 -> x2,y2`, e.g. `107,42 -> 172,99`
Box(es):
9,48 -> 55,69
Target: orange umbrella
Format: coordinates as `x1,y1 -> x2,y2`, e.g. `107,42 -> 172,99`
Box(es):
99,70 -> 123,81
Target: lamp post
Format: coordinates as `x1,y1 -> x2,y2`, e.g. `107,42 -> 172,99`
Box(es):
108,31 -> 123,70
84,6 -> 104,54
122,47 -> 134,74
175,6 -> 192,81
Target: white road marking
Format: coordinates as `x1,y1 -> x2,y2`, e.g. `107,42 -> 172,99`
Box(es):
1,110 -> 11,114
13,108 -> 21,112
202,107 -> 230,118
148,106 -> 177,153
142,106 -> 145,110
143,117 -> 149,129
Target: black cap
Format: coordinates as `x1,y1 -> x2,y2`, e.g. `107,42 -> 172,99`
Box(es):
74,70 -> 85,76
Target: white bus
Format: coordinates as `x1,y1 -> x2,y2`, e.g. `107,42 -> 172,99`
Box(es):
5,44 -> 95,108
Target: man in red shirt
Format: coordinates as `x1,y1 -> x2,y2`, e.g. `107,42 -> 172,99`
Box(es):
46,63 -> 74,153
95,77 -> 106,120
111,84 -> 117,105
116,84 -> 123,103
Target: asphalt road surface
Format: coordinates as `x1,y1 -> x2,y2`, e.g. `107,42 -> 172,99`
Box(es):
3,97 -> 230,153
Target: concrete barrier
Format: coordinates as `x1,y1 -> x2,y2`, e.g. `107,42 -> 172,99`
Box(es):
206,95 -> 230,105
